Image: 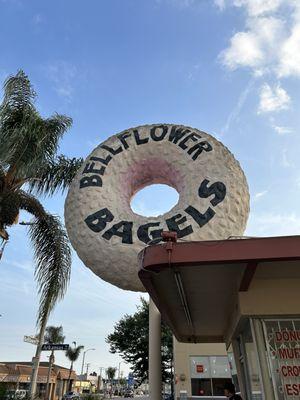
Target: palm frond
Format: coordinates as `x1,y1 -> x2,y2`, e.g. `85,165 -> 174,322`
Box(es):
65,345 -> 84,362
2,70 -> 36,111
41,114 -> 72,160
2,113 -> 73,181
0,71 -> 72,181
106,367 -> 117,380
18,190 -> 46,219
44,325 -> 65,344
0,71 -> 35,161
24,200 -> 71,328
29,156 -> 83,196
30,214 -> 71,328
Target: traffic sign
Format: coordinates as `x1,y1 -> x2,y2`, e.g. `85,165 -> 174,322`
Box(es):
127,373 -> 134,386
24,335 -> 39,345
41,344 -> 69,351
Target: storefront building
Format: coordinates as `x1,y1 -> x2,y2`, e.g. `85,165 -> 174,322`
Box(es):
0,362 -> 77,400
174,341 -> 236,397
139,234 -> 300,399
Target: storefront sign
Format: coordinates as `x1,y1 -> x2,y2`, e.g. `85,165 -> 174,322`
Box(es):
264,319 -> 300,399
65,124 -> 249,291
196,365 -> 204,373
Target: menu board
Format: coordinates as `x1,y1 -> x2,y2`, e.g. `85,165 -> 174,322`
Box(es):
264,319 -> 300,399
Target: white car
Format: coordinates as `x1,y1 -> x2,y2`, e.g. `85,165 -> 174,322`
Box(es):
62,392 -> 80,400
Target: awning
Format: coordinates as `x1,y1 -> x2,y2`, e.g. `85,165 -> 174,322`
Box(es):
138,235 -> 300,343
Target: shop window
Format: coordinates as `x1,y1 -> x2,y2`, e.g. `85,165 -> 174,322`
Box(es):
263,318 -> 300,400
212,378 -> 232,395
190,356 -> 232,396
191,378 -> 212,396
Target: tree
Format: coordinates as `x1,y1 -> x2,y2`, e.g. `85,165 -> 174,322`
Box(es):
44,326 -> 65,400
106,367 -> 117,381
0,70 -> 83,397
106,367 -> 117,394
106,298 -> 173,384
65,343 -> 84,391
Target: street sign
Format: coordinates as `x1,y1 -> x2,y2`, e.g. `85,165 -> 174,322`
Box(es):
127,373 -> 134,386
24,335 -> 39,345
41,344 -> 69,351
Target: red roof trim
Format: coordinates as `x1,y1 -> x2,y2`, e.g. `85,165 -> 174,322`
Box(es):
139,236 -> 300,272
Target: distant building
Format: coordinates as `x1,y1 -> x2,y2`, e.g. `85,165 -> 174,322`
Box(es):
74,373 -> 99,394
0,362 -> 77,400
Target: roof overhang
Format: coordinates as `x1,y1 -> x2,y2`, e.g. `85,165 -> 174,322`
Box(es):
138,235 -> 300,343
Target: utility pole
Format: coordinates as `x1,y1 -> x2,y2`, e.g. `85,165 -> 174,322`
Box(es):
81,348 -> 95,375
118,362 -> 122,393
86,363 -> 90,377
98,367 -> 105,391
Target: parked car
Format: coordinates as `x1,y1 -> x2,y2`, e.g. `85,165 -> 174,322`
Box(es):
62,392 -> 80,400
124,388 -> 134,398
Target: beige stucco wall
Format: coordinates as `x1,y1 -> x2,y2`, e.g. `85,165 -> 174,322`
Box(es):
239,278 -> 300,315
174,338 -> 228,398
224,277 -> 300,346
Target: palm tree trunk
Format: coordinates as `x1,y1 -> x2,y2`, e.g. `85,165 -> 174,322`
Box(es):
67,361 -> 73,392
29,317 -> 48,399
45,350 -> 55,400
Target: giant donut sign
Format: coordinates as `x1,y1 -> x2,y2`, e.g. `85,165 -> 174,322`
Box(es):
65,124 -> 249,292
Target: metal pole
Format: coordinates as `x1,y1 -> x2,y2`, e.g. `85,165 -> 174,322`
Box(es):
118,362 -> 121,394
149,297 -> 162,400
81,352 -> 86,376
251,319 -> 275,400
81,348 -> 95,376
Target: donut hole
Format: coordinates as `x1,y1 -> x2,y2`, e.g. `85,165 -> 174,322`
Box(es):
130,184 -> 179,217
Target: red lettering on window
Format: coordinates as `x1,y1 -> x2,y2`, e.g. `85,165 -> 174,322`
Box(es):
286,384 -> 293,396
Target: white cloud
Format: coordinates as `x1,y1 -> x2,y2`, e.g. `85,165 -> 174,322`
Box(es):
273,125 -> 294,134
281,148 -> 292,167
222,78 -> 254,134
131,199 -> 167,217
233,0 -> 284,16
221,31 -> 263,70
253,190 -> 268,201
278,24 -> 300,77
258,83 -> 290,113
43,61 -> 77,100
219,0 -> 300,116
214,0 -> 226,10
246,212 -> 300,236
220,16 -> 285,72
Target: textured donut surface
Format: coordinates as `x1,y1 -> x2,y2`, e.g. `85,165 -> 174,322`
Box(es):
65,124 -> 250,292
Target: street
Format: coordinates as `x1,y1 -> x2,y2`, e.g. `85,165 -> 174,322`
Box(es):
112,397 -> 148,400
112,397 -> 149,400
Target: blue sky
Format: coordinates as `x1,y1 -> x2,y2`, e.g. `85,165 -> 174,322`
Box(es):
1,0 -> 300,376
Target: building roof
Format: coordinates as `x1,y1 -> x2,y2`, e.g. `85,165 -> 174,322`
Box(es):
138,235 -> 300,342
0,362 -> 76,382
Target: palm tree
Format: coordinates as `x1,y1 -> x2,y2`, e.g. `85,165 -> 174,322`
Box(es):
65,343 -> 84,391
44,326 -> 65,400
0,70 -> 83,397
